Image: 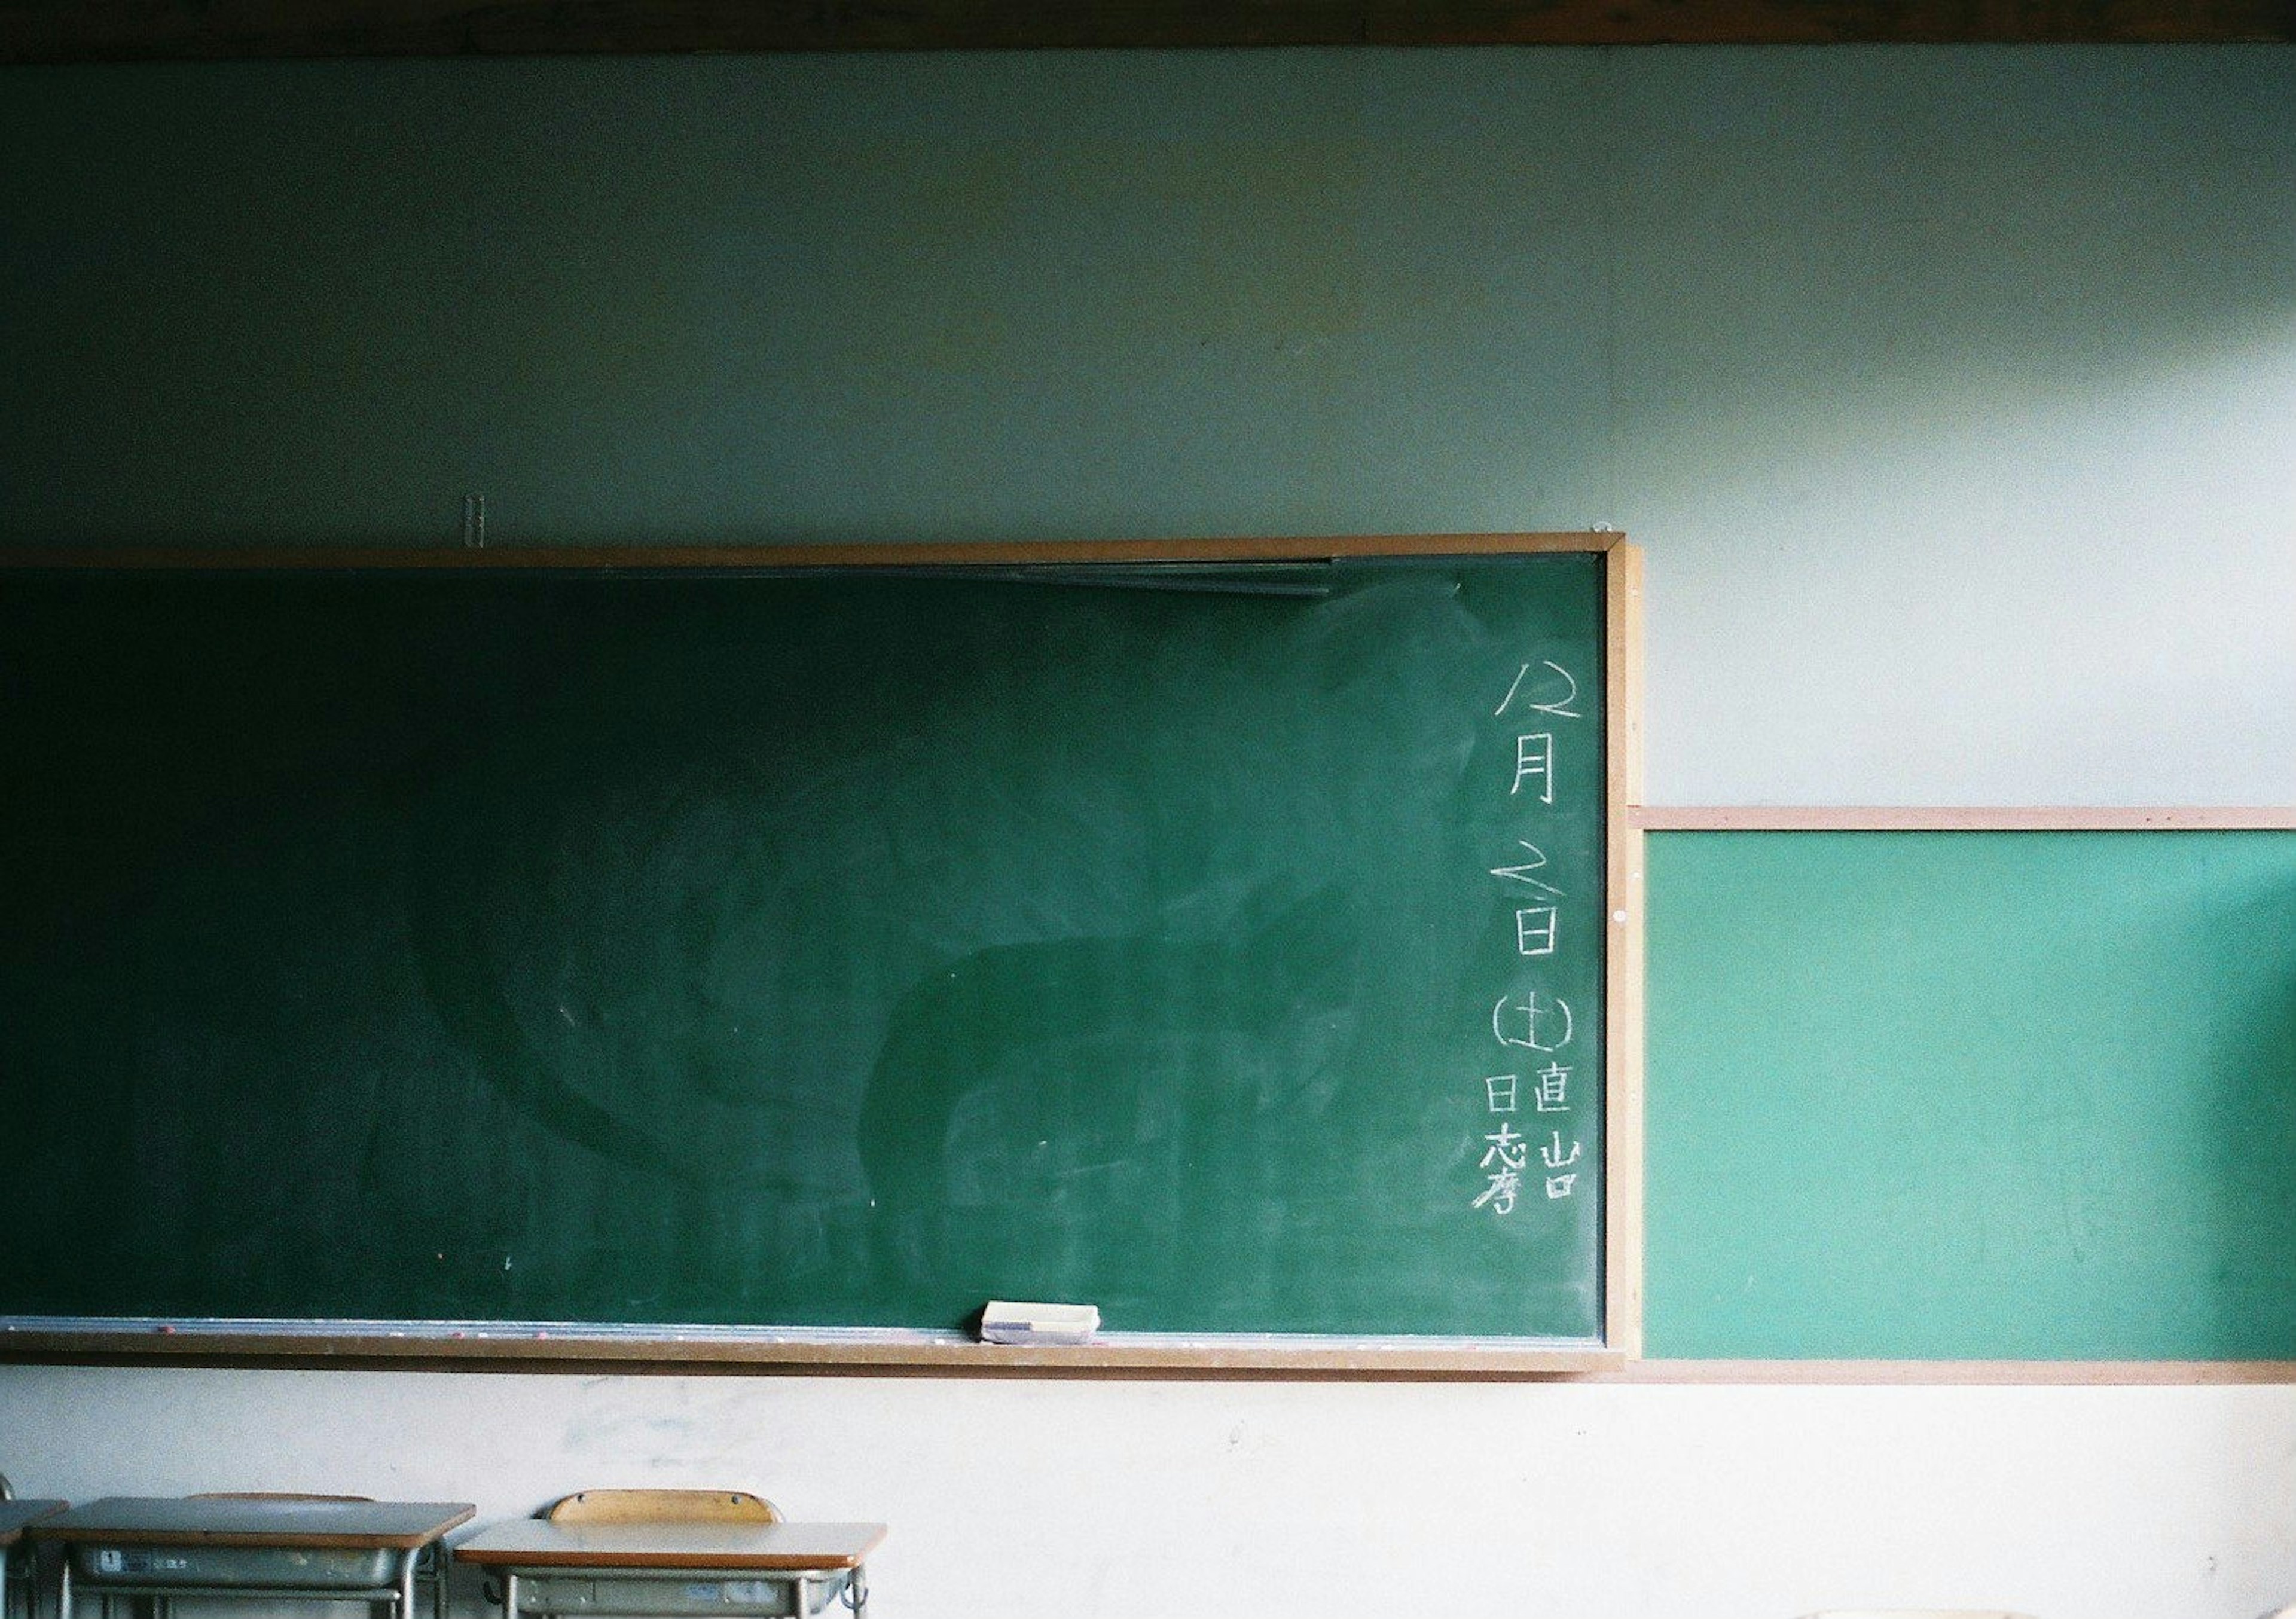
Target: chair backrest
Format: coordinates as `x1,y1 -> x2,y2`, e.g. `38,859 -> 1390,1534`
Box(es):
546,1490 -> 780,1525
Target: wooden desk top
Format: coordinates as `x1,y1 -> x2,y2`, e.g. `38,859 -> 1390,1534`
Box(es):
0,1502 -> 67,1546
452,1521 -> 887,1572
30,1499 -> 475,1550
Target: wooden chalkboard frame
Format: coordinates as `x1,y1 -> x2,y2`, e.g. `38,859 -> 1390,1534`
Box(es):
0,531 -> 1643,1376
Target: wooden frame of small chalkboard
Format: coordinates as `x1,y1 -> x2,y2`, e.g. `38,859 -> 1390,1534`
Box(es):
0,532 -> 1642,1376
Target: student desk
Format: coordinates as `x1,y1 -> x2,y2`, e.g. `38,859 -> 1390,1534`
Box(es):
454,1520 -> 886,1619
1,1501 -> 66,1619
32,1498 -> 474,1619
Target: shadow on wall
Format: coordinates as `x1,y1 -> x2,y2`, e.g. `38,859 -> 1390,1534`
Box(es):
2,50 -> 2289,548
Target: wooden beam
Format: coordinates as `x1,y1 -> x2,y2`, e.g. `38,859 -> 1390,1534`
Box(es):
1584,1359 -> 2296,1385
0,1321 -> 1628,1377
1634,805 -> 2296,831
0,533 -> 1619,570
4,0 -> 2291,63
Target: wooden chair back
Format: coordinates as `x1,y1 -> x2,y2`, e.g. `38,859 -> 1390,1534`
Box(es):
546,1490 -> 780,1525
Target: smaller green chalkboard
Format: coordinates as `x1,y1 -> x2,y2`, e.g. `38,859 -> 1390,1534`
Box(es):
1647,827 -> 2296,1360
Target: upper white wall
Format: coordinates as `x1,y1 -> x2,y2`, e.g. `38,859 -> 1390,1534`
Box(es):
2,49 -> 2289,804
1616,50 -> 2296,806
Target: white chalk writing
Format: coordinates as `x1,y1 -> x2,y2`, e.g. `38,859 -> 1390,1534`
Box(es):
1467,655 -> 1590,1216
1493,660 -> 1581,720
1492,991 -> 1573,1053
1489,840 -> 1563,900
1510,734 -> 1555,802
1474,1169 -> 1522,1214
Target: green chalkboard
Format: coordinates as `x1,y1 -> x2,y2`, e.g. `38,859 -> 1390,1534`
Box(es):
1648,830 -> 2296,1358
0,551 -> 1616,1349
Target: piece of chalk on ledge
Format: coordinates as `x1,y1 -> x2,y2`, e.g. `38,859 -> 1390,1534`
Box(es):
979,1300 -> 1100,1346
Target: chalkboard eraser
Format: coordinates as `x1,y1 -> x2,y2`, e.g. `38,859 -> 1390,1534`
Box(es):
979,1300 -> 1100,1346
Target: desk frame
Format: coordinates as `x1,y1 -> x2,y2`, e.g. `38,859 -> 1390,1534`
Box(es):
36,1501 -> 471,1619
495,1562 -> 863,1619
456,1522 -> 886,1619
0,1503 -> 66,1619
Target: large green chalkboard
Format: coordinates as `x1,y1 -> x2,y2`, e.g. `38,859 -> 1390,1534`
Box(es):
0,551 -> 1613,1347
1648,830 -> 2296,1358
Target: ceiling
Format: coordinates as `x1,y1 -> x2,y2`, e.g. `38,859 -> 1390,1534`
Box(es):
4,0 -> 2291,63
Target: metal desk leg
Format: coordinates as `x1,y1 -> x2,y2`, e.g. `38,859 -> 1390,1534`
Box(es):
55,1547 -> 71,1619
500,1568 -> 518,1619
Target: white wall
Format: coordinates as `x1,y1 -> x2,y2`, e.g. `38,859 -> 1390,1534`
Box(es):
3,44 -> 2294,1619
4,1366 -> 2295,1619
1617,50 -> 2296,807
